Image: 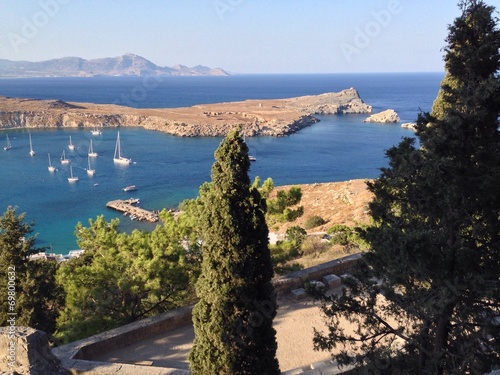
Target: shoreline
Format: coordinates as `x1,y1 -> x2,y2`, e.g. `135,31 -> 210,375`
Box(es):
0,88 -> 371,137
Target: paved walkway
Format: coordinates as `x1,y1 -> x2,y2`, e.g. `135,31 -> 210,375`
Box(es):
92,295 -> 334,373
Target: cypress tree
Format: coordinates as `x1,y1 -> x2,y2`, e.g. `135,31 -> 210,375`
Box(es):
314,1 -> 500,374
189,129 -> 280,375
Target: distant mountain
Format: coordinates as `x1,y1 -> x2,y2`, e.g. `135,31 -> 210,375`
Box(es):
0,53 -> 229,77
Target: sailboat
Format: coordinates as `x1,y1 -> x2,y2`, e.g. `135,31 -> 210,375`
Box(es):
88,139 -> 98,157
3,134 -> 11,151
91,127 -> 102,136
113,131 -> 131,164
67,165 -> 79,182
29,133 -> 35,156
243,134 -> 256,161
47,153 -> 56,172
60,150 -> 70,164
86,156 -> 95,176
68,135 -> 75,150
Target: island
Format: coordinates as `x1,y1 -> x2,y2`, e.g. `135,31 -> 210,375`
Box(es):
0,88 -> 372,137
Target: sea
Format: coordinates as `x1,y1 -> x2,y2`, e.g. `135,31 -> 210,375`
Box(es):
0,73 -> 444,253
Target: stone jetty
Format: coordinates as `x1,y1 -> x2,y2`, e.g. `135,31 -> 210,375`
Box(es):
106,199 -> 159,222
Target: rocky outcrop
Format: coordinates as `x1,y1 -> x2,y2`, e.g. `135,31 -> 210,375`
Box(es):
284,88 -> 372,114
0,327 -> 69,374
364,109 -> 400,123
0,89 -> 371,137
401,122 -> 417,130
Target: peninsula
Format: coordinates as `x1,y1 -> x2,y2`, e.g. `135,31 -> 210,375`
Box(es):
0,88 -> 372,137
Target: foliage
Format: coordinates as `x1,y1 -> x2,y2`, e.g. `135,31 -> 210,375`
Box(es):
269,240 -> 303,275
56,213 -> 192,343
189,129 -> 280,375
0,206 -> 63,335
285,226 -> 308,245
314,2 -> 500,374
304,215 -> 326,229
327,224 -> 369,251
266,185 -> 304,223
300,236 -> 330,258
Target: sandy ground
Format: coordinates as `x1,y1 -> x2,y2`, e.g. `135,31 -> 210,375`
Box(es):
92,294 -> 334,372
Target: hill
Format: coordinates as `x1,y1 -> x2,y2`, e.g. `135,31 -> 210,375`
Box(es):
0,53 -> 229,77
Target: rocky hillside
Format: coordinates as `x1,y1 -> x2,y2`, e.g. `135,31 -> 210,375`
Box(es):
269,179 -> 373,234
0,88 -> 372,137
0,53 -> 229,77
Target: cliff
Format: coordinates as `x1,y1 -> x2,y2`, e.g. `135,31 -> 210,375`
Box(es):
0,88 -> 372,137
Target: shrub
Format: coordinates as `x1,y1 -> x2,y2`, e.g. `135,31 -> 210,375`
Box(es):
300,236 -> 330,257
285,226 -> 307,245
304,215 -> 326,229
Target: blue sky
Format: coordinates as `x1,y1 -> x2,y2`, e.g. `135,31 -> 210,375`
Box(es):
0,1 -> 496,73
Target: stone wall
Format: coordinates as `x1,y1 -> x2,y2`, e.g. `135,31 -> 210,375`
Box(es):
0,327 -> 69,374
272,253 -> 362,295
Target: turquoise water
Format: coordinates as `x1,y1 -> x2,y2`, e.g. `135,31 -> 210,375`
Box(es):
0,74 -> 443,253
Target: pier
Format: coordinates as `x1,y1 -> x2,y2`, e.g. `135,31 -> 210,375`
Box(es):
106,199 -> 160,223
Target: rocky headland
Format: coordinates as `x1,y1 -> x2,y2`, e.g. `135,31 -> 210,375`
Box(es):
0,88 -> 372,137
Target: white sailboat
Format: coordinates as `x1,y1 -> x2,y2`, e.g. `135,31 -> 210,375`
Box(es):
86,156 -> 95,176
113,131 -> 131,164
68,135 -> 75,150
3,134 -> 11,151
60,150 -> 70,164
67,165 -> 79,182
88,139 -> 98,157
29,133 -> 35,156
47,153 -> 56,172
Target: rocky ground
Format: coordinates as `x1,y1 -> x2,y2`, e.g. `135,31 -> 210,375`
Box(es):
269,179 -> 374,234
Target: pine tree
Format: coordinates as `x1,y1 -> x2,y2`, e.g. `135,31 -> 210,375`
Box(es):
0,206 -> 63,335
314,1 -> 500,374
189,129 -> 280,375
56,214 -> 191,342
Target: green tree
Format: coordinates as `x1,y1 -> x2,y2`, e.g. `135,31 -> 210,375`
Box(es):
56,213 -> 192,342
189,129 -> 280,375
0,207 -> 63,335
314,2 -> 500,374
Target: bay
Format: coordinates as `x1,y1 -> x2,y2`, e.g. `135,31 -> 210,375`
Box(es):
0,73 -> 443,253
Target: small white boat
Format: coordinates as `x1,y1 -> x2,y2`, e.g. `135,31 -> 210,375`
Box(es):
3,134 -> 12,151
47,153 -> 56,172
60,150 -> 70,164
87,156 -> 95,176
88,139 -> 98,157
68,135 -> 75,150
249,155 -> 257,161
91,127 -> 102,136
29,133 -> 35,156
67,165 -> 79,182
113,131 -> 131,164
123,185 -> 137,192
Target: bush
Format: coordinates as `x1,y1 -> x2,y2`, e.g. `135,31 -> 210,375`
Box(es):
270,241 -> 303,275
304,215 -> 326,229
285,226 -> 307,245
300,236 -> 330,257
